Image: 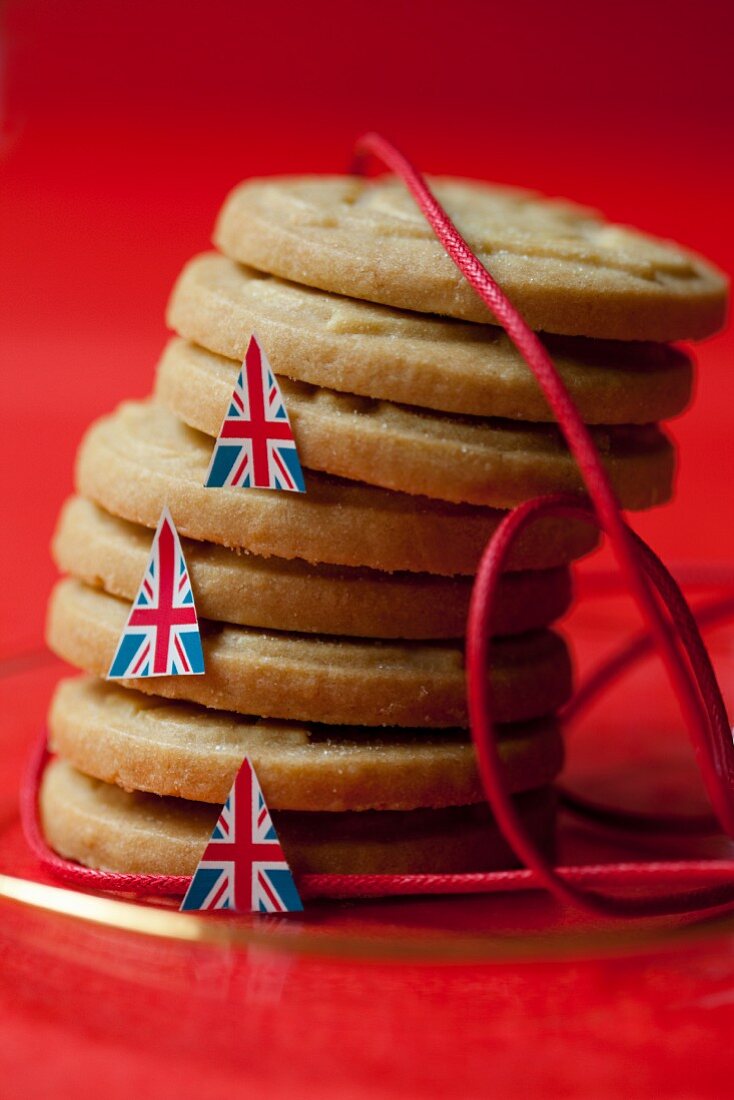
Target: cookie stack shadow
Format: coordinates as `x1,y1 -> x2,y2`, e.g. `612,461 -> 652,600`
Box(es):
41,173 -> 726,879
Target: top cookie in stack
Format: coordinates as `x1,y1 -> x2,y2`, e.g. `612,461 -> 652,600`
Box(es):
41,172 -> 726,881
213,175 -> 725,340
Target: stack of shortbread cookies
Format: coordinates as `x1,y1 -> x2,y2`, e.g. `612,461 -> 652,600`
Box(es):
41,174 -> 726,877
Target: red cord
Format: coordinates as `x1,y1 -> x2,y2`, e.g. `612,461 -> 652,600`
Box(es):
353,134 -> 734,916
466,496 -> 734,914
19,133 -> 734,916
21,729 -> 734,903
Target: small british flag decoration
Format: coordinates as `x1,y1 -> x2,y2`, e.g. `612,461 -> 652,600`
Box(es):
107,505 -> 205,679
203,333 -> 306,493
181,756 -> 303,914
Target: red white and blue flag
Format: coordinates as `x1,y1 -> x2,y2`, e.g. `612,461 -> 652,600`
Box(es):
107,506 -> 205,679
181,756 -> 303,914
203,333 -> 306,493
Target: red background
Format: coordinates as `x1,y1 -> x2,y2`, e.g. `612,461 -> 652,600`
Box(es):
1,1 -> 734,1096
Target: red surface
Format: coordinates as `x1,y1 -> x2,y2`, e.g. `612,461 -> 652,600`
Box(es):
2,1 -> 734,1095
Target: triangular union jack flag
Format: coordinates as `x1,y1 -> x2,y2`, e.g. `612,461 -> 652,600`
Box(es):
107,506 -> 205,679
203,333 -> 305,493
181,756 -> 303,914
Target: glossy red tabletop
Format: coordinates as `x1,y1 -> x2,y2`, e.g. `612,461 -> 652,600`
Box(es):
2,2 -> 734,1094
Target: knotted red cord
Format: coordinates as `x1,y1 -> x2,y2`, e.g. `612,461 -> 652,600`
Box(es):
19,134 -> 734,916
352,132 -> 734,916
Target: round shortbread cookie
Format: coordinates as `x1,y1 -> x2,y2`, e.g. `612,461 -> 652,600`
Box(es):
49,677 -> 564,809
53,497 -> 573,639
46,580 -> 573,727
76,402 -> 599,575
213,176 -> 728,341
157,337 -> 675,510
168,253 -> 694,423
40,758 -> 556,875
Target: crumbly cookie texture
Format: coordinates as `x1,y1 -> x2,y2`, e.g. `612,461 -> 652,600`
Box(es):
40,758 -> 556,875
53,497 -> 572,639
156,337 -> 675,510
49,677 -> 563,809
46,579 -> 573,728
75,401 -> 599,575
214,176 -> 728,341
168,253 -> 694,423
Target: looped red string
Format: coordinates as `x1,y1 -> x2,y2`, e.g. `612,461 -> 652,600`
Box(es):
19,134 -> 734,916
21,725 -> 734,904
353,132 -> 734,915
467,495 -> 734,915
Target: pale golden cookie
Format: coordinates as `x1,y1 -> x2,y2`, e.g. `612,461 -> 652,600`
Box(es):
157,336 -> 675,510
40,758 -> 556,875
168,253 -> 694,423
49,677 -> 564,809
46,580 -> 573,727
76,402 -> 599,575
53,497 -> 573,639
214,176 -> 728,341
